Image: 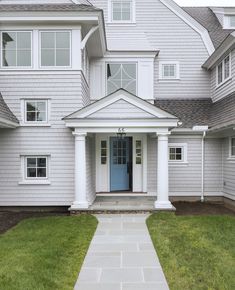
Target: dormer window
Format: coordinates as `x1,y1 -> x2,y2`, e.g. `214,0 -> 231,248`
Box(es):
109,0 -> 135,23
217,54 -> 231,86
229,16 -> 235,27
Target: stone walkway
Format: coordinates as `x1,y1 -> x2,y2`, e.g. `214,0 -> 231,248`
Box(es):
74,214 -> 169,290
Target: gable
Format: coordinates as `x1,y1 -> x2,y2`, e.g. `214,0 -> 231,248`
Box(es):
87,99 -> 156,119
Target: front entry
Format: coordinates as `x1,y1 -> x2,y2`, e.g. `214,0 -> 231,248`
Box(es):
110,137 -> 132,191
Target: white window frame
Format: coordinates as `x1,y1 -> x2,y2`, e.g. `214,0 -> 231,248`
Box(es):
0,30 -> 33,69
216,53 -> 232,87
108,0 -> 136,24
106,61 -> 138,95
19,155 -> 51,185
229,137 -> 235,158
21,99 -> 50,126
159,61 -> 180,80
168,143 -> 188,164
39,30 -> 72,69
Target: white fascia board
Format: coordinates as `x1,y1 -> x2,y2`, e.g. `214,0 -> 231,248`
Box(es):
104,51 -> 159,58
203,33 -> 235,69
159,0 -> 215,55
0,117 -> 19,128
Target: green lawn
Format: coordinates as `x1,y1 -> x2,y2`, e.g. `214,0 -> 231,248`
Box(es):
0,215 -> 97,290
147,213 -> 235,290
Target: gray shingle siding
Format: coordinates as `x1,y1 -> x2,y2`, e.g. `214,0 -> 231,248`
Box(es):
183,7 -> 234,49
0,93 -> 19,124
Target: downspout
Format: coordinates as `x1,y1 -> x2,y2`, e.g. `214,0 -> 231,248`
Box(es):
201,131 -> 206,202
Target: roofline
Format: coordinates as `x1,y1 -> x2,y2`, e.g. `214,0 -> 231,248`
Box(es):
202,32 -> 235,69
159,0 -> 215,55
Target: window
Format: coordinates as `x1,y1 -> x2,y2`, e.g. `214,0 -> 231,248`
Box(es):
101,140 -> 107,164
107,63 -> 137,95
229,16 -> 235,27
26,157 -> 48,179
112,139 -> 127,165
159,62 -> 180,80
25,100 -> 48,123
231,137 -> 235,157
40,31 -> 71,67
136,140 -> 142,165
1,31 -> 32,67
168,143 -> 187,163
111,0 -> 133,22
217,54 -> 231,86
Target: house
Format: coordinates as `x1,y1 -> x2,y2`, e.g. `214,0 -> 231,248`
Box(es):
0,0 -> 234,211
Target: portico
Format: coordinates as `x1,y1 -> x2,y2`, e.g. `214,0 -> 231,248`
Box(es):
63,89 -> 178,211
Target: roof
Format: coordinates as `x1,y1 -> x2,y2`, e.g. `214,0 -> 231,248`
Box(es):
183,7 -> 234,49
155,95 -> 235,130
155,99 -> 212,128
0,4 -> 101,12
0,93 -> 19,125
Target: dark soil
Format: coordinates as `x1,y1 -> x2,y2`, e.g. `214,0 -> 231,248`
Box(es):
173,201 -> 235,216
0,211 -> 68,234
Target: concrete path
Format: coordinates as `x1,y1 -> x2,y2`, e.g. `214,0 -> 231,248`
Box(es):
74,214 -> 170,290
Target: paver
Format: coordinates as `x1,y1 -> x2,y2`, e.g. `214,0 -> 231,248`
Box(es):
74,214 -> 169,290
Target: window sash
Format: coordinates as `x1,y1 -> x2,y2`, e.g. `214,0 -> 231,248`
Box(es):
25,157 -> 48,179
40,31 -> 71,67
230,16 -> 235,27
169,147 -> 183,161
1,31 -> 32,67
107,62 -> 137,95
162,64 -> 177,79
217,54 -> 231,86
25,100 -> 48,123
231,138 -> 235,157
112,0 -> 132,21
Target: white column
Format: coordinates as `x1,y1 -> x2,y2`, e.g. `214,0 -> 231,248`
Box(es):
155,133 -> 175,210
70,132 -> 89,209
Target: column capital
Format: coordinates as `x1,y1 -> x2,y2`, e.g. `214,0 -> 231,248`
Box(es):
72,131 -> 87,139
156,132 -> 171,137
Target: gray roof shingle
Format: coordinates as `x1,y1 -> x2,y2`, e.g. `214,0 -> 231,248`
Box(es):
0,93 -> 19,125
183,7 -> 234,49
155,95 -> 235,130
0,4 -> 101,12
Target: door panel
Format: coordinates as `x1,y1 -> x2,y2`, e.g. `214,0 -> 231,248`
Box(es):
110,137 -> 131,191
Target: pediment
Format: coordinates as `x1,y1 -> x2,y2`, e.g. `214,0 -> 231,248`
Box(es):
64,89 -> 177,120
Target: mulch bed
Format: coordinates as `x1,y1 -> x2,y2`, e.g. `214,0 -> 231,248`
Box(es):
0,202 -> 234,234
173,201 -> 235,216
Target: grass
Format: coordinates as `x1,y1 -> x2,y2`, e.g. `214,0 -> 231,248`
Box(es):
0,215 -> 98,290
147,213 -> 235,290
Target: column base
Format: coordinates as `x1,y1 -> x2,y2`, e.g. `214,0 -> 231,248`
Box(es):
70,201 -> 89,210
154,201 -> 176,211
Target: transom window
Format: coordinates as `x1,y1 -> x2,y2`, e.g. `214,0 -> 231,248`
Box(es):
1,31 -> 32,67
160,62 -> 180,80
40,31 -> 71,67
25,100 -> 47,123
111,0 -> 133,22
231,137 -> 235,157
26,157 -> 47,179
107,63 -> 137,95
217,54 -> 231,86
112,139 -> 127,165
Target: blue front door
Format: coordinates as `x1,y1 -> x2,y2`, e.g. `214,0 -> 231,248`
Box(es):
110,137 -> 131,191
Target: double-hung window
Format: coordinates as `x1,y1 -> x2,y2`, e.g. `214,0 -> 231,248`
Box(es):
1,31 -> 32,67
107,63 -> 137,95
111,0 -> 133,22
217,54 -> 231,86
24,100 -> 48,124
40,31 -> 71,67
159,62 -> 180,80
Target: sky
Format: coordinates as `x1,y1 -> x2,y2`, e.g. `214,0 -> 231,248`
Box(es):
174,0 -> 235,7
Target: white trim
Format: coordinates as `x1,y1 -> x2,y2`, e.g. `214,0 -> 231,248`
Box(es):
1,30 -> 33,69
159,61 -> 180,80
159,0 -> 215,55
108,0 -> 136,24
168,143 -> 188,163
39,30 -> 72,69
